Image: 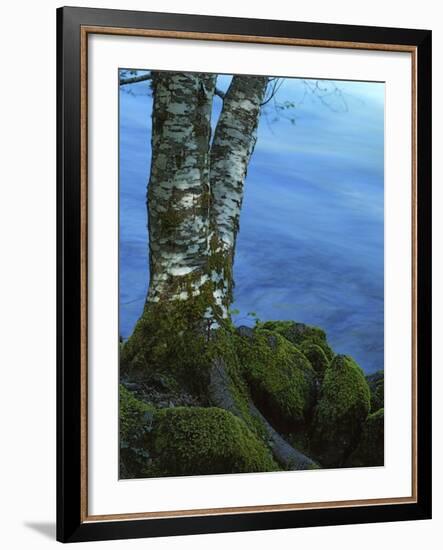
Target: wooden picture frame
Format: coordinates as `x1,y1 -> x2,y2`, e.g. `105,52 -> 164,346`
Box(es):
57,6 -> 432,543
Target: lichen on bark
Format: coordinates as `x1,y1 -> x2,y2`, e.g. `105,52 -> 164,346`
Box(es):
146,72 -> 216,306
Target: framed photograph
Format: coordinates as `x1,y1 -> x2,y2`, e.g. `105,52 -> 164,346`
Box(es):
57,6 -> 432,543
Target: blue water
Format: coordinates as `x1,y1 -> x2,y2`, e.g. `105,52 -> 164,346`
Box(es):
119,75 -> 384,374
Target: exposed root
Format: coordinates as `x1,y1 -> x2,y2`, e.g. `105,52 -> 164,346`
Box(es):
208,358 -> 318,470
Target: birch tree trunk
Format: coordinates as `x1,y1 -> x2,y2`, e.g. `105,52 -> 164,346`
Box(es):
208,76 -> 268,315
145,73 -> 268,321
124,73 -> 268,362
146,71 -> 216,306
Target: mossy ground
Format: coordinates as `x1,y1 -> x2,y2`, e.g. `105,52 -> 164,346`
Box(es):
120,316 -> 382,477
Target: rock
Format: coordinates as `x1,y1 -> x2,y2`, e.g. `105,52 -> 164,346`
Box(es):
299,342 -> 330,379
366,370 -> 384,412
152,407 -> 279,476
121,380 -> 142,392
237,328 -> 316,433
310,354 -> 371,467
236,325 -> 254,340
346,409 -> 384,467
261,320 -> 334,360
119,385 -> 156,478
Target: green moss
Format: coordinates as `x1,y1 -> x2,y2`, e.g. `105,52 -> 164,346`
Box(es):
119,385 -> 156,478
366,370 -> 384,412
287,430 -> 312,459
158,205 -> 185,234
152,407 -> 279,476
310,355 -> 371,467
261,320 -> 334,360
120,294 -> 213,395
207,329 -> 269,442
346,408 -> 384,467
237,328 -> 316,432
299,342 -> 330,378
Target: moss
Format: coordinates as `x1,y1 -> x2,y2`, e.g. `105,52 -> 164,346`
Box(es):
207,328 -> 269,442
299,342 -> 330,379
119,385 -> 156,478
120,231 -> 236,388
310,355 -> 371,467
346,409 -> 384,467
366,370 -> 384,412
287,430 -> 312,459
261,320 -> 334,361
120,294 -> 213,395
158,205 -> 185,235
237,328 -> 316,433
152,407 -> 279,476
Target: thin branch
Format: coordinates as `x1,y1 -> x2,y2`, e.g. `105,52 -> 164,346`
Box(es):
119,73 -> 152,86
120,74 -> 225,103
260,78 -> 284,107
214,87 -> 226,100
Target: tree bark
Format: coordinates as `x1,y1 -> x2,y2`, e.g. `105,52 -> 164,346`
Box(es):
145,73 -> 268,321
208,76 -> 269,314
146,72 -> 216,306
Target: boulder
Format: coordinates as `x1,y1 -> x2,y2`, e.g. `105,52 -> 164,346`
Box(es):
299,341 -> 330,379
237,328 -> 316,432
366,370 -> 384,412
310,354 -> 371,467
152,406 -> 278,476
119,385 -> 155,478
346,408 -> 384,467
261,320 -> 334,360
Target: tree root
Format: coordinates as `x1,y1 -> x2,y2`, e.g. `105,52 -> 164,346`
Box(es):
208,358 -> 318,470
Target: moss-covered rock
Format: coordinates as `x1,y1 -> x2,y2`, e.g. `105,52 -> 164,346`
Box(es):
366,370 -> 384,412
261,320 -> 334,361
237,328 -> 316,432
152,406 -> 279,476
119,385 -> 156,478
120,312 -> 380,476
299,342 -> 330,378
310,355 -> 371,467
346,408 -> 384,467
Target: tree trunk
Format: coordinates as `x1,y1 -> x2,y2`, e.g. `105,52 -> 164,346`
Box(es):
146,72 -> 216,306
145,73 -> 268,322
125,74 -> 269,360
208,76 -> 268,315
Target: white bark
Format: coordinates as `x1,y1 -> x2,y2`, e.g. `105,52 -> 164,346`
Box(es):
145,73 -> 268,322
146,72 -> 216,305
208,76 -> 269,312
